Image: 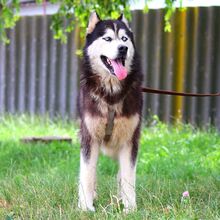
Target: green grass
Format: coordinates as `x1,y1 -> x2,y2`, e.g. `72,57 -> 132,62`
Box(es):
0,115 -> 220,219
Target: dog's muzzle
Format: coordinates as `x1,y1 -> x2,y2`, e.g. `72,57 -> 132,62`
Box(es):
118,45 -> 128,58
100,45 -> 128,81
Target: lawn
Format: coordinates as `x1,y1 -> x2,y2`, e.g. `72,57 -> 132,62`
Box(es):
0,115 -> 219,219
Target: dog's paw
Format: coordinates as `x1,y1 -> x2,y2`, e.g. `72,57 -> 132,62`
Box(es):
87,205 -> 96,212
123,204 -> 137,214
78,201 -> 96,212
122,200 -> 137,214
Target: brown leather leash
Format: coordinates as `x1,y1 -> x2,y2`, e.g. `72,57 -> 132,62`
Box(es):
141,87 -> 220,97
103,87 -> 220,142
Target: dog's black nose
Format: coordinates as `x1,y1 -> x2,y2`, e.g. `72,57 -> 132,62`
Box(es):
118,46 -> 128,55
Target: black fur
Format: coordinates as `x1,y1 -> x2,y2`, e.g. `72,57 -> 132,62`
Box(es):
86,19 -> 135,47
78,17 -> 143,164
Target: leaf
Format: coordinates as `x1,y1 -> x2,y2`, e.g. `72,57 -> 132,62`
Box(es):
0,0 -> 183,44
75,49 -> 83,57
143,4 -> 149,13
164,22 -> 171,32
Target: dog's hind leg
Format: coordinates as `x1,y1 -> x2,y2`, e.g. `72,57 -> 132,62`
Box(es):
118,142 -> 137,213
78,142 -> 99,211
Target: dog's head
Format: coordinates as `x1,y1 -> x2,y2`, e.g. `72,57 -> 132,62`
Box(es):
84,12 -> 135,82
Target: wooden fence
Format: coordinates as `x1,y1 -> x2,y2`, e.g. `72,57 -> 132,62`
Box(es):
0,8 -> 219,129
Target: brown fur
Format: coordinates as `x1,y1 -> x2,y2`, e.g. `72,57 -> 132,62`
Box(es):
78,13 -> 143,212
78,74 -> 143,162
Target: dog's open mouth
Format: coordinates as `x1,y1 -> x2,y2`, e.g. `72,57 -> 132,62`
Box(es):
100,55 -> 127,80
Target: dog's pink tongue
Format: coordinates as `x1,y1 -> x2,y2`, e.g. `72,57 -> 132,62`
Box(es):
110,60 -> 127,80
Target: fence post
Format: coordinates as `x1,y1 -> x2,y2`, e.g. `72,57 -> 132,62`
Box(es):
173,10 -> 187,122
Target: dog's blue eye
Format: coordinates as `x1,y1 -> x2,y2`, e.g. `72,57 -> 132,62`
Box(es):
121,36 -> 128,42
103,37 -> 112,42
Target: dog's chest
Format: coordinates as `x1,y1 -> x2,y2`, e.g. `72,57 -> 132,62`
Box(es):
84,112 -> 139,147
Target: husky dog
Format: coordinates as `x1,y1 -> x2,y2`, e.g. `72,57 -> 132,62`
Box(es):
78,12 -> 143,212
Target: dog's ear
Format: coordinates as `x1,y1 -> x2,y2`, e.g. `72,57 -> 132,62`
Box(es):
87,12 -> 101,34
118,14 -> 130,28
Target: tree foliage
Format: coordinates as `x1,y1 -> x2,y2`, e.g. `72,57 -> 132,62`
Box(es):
0,0 -> 183,44
0,0 -> 20,43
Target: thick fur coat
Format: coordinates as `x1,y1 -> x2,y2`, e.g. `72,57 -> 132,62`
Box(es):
78,12 -> 143,212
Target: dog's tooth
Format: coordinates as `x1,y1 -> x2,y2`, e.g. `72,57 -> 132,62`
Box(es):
107,58 -> 111,65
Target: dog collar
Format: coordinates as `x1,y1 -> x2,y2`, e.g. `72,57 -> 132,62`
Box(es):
104,108 -> 115,142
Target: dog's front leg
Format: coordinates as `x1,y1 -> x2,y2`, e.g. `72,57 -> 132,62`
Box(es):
78,142 -> 99,211
118,143 -> 137,213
